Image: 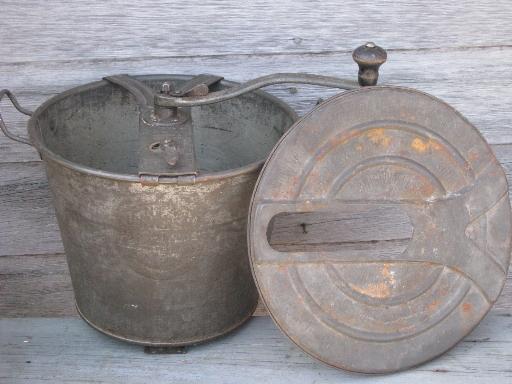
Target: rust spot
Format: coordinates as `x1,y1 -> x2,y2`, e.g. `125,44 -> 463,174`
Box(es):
411,137 -> 442,154
355,143 -> 363,151
431,140 -> 442,151
381,263 -> 396,286
350,263 -> 398,299
419,182 -> 435,196
428,300 -> 439,313
463,303 -> 472,313
468,148 -> 480,162
367,128 -> 391,148
381,264 -> 391,278
350,282 -> 391,299
411,138 -> 428,153
402,178 -> 436,200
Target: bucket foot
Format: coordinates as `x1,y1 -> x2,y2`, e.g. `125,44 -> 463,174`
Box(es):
144,346 -> 187,354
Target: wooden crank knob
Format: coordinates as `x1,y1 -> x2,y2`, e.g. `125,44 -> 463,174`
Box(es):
352,42 -> 387,86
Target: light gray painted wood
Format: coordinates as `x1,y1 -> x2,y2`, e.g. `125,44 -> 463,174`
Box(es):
2,47 -> 512,164
0,253 -> 75,318
2,1 -> 512,64
0,314 -> 510,383
0,162 -> 63,256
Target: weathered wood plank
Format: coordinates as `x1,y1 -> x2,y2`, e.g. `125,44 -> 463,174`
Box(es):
268,205 -> 413,254
0,314 -> 510,383
2,0 -> 512,64
0,253 -> 75,317
2,47 -> 512,163
0,162 -> 63,257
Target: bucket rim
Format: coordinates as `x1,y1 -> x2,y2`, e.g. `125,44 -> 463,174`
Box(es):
28,74 -> 299,184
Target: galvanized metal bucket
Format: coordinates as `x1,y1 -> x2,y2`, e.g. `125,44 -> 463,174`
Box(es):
0,43 -> 387,348
1,74 -> 296,346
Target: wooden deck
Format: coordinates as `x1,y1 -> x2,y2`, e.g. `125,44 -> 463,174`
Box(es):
1,1 -> 512,382
2,314 -> 511,383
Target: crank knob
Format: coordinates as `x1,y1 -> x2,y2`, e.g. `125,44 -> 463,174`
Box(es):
352,42 -> 387,86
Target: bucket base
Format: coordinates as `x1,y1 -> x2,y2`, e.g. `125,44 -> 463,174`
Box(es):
144,346 -> 187,354
75,302 -> 257,347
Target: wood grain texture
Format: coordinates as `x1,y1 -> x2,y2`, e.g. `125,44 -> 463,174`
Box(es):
0,253 -> 75,317
2,0 -> 512,64
268,205 -> 413,253
1,314 -> 511,383
0,162 -> 63,257
2,47 -> 512,163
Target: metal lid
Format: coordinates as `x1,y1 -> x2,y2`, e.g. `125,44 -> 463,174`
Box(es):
248,86 -> 511,373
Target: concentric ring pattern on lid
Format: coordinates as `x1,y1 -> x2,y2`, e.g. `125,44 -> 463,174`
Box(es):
248,86 -> 511,373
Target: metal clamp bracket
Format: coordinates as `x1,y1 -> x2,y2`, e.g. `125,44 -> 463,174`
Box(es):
104,75 -> 224,182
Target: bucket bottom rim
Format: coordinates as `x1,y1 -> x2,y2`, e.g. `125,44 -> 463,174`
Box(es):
75,301 -> 258,347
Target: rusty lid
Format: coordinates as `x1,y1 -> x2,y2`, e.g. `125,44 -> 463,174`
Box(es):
248,86 -> 511,373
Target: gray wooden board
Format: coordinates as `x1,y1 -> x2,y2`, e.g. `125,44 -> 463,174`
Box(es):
2,47 -> 512,164
1,1 -> 512,63
0,162 -> 63,257
0,254 -> 75,318
0,314 -> 511,383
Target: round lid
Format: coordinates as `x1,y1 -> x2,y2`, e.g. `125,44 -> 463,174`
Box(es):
248,86 -> 511,373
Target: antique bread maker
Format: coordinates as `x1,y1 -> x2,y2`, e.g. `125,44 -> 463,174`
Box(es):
2,43 -> 510,373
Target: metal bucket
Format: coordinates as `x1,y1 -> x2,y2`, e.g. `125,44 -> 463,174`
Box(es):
2,42 -> 392,351
2,74 -> 296,346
